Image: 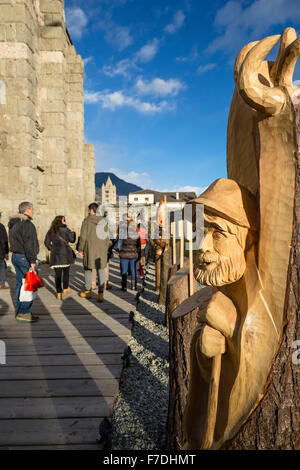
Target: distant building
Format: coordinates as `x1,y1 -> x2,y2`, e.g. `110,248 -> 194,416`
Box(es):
102,176 -> 117,205
128,190 -> 196,209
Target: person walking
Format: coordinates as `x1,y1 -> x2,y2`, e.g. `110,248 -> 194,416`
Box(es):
8,202 -> 39,322
119,218 -> 140,291
44,216 -> 76,300
0,211 -> 9,289
78,203 -> 109,302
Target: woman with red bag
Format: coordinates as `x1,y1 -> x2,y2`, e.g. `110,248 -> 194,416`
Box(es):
44,216 -> 76,300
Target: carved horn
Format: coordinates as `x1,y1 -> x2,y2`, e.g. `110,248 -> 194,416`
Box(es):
234,41 -> 258,85
270,27 -> 297,85
276,36 -> 300,87
238,35 -> 286,115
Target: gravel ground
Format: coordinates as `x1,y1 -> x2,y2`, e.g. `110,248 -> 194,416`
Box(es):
111,262 -> 169,450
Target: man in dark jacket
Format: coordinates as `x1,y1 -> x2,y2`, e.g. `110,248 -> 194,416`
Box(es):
0,212 -> 9,289
9,202 -> 39,322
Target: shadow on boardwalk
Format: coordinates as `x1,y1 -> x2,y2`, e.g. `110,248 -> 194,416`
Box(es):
0,257 -> 134,449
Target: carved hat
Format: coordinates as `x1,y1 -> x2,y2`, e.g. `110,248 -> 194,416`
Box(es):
192,178 -> 258,230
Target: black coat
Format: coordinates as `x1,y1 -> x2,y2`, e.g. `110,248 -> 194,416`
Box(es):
8,214 -> 39,264
119,236 -> 140,260
0,223 -> 9,260
44,226 -> 76,267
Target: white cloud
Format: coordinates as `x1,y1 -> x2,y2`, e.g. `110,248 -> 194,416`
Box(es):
157,185 -> 207,197
84,89 -> 174,114
65,7 -> 88,40
208,0 -> 300,56
102,58 -> 140,78
84,90 -> 102,104
197,63 -> 217,75
293,80 -> 300,86
135,77 -> 186,97
135,38 -> 160,63
98,13 -> 133,51
106,168 -> 153,187
106,25 -> 133,51
165,10 -> 185,34
83,56 -> 93,66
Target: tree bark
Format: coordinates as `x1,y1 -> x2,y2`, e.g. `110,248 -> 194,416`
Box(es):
223,100 -> 300,450
165,267 -> 198,450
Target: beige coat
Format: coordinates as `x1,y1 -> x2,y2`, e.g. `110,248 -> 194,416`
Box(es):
78,215 -> 109,270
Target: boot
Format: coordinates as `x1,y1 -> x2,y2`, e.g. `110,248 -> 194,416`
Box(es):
63,288 -> 71,295
79,290 -> 91,299
121,279 -> 127,292
131,281 -> 137,291
97,292 -> 104,303
57,293 -> 62,300
104,281 -> 112,290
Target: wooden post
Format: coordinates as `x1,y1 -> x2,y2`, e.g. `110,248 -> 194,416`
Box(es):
171,221 -> 176,265
187,220 -> 193,296
180,219 -> 184,269
166,267 -> 198,450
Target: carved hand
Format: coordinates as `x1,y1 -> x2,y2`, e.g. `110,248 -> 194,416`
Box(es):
199,325 -> 226,358
198,290 -> 237,339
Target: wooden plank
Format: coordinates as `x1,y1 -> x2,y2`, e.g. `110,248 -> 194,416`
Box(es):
0,364 -> 123,380
0,327 -> 130,339
2,353 -> 122,367
4,336 -> 129,355
0,396 -> 114,419
0,418 -> 108,445
0,379 -> 118,398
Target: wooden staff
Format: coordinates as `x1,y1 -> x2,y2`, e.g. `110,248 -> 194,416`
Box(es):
201,354 -> 222,449
180,219 -> 184,268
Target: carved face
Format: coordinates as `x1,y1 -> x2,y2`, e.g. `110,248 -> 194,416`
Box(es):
194,211 -> 248,287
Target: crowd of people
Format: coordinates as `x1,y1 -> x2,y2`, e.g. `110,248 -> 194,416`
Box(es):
0,201 -> 149,323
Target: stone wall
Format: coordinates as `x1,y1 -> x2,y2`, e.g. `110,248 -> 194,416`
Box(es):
0,0 -> 95,259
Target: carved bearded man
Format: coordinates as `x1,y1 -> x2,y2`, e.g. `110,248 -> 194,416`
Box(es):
182,178 -> 279,449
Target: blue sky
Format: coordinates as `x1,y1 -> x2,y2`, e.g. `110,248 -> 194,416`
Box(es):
65,0 -> 300,195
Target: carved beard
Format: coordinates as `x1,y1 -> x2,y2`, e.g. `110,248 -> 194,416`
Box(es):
194,249 -> 246,287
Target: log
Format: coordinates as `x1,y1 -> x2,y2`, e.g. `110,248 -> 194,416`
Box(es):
223,94 -> 300,450
165,267 -> 198,450
158,246 -> 172,306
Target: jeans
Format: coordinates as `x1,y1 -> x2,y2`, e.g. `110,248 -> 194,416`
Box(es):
0,258 -> 7,286
84,267 -> 105,293
54,267 -> 70,293
12,253 -> 33,316
120,258 -> 137,283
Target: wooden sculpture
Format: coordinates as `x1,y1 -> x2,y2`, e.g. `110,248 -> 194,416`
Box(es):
172,28 -> 300,449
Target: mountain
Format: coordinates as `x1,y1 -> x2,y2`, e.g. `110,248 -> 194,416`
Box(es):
95,172 -> 143,196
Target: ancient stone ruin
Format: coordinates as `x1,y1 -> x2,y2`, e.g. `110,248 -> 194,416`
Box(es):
0,0 -> 95,257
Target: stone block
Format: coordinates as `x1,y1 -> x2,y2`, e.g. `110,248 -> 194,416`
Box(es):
4,23 -> 16,42
16,23 -> 35,52
40,61 -> 63,75
18,98 -> 36,120
47,87 -> 65,101
40,75 -> 65,88
39,0 -> 64,14
39,37 -> 66,53
40,99 -> 65,113
40,25 -> 65,40
44,124 -> 65,138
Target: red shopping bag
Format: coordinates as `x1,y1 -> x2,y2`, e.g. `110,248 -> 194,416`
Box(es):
24,271 -> 44,291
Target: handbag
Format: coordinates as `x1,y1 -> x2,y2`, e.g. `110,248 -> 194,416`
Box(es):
24,271 -> 44,292
20,279 -> 38,301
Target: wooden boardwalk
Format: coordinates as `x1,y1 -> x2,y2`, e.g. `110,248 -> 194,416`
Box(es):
0,257 -> 135,449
